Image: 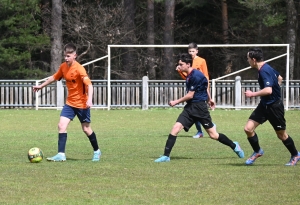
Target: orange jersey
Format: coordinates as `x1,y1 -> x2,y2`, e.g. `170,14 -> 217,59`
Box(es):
177,56 -> 209,80
53,61 -> 91,108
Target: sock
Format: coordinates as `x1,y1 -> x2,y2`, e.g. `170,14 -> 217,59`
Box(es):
58,133 -> 67,153
218,133 -> 235,149
248,133 -> 260,153
282,136 -> 298,156
163,134 -> 177,157
88,132 -> 99,151
195,121 -> 202,133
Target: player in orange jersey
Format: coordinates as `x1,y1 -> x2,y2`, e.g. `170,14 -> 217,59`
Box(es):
176,43 -> 216,138
33,43 -> 101,162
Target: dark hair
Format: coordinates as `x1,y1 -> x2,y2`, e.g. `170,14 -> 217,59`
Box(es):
248,47 -> 263,62
64,43 -> 77,54
178,53 -> 193,65
188,42 -> 198,50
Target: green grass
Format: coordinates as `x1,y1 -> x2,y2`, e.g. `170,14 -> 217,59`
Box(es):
0,108 -> 300,205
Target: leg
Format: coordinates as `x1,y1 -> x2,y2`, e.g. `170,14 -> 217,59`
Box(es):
47,116 -> 71,162
276,130 -> 300,166
155,122 -> 184,162
193,121 -> 204,138
205,125 -> 244,158
244,119 -> 264,165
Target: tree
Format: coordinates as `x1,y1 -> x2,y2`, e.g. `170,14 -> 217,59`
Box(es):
0,0 -> 49,79
51,0 -> 62,72
146,0 -> 156,79
286,0 -> 298,80
163,0 -> 175,80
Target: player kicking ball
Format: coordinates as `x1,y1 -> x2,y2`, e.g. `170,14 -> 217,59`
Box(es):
154,53 -> 244,163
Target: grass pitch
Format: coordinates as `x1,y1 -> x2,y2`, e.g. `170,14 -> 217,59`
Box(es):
0,108 -> 300,205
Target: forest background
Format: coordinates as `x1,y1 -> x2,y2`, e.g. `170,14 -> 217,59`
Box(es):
0,0 -> 299,81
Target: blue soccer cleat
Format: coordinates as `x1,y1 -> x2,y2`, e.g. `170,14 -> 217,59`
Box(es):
285,152 -> 300,166
154,155 -> 170,162
245,149 -> 264,165
92,149 -> 101,162
46,153 -> 66,162
193,131 -> 204,138
233,142 -> 244,158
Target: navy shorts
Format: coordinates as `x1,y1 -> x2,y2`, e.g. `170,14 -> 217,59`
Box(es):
60,104 -> 91,123
249,100 -> 286,131
177,101 -> 214,132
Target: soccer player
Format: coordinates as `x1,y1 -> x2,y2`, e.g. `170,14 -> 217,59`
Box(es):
33,43 -> 101,162
244,47 -> 300,166
154,53 -> 244,162
176,42 -> 216,138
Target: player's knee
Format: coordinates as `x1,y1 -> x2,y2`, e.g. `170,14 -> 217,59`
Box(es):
57,122 -> 67,132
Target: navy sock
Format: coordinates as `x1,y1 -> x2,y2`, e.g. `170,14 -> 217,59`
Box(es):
218,133 -> 235,149
58,133 -> 67,153
282,136 -> 298,156
88,132 -> 99,151
164,134 -> 177,157
248,133 -> 260,153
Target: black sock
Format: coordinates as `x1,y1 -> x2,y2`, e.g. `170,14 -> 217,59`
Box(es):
88,132 -> 99,151
58,133 -> 67,153
218,133 -> 235,149
163,134 -> 177,157
282,136 -> 298,156
248,133 -> 260,153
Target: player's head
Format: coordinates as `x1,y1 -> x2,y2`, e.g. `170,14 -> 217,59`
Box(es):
64,43 -> 77,64
64,43 -> 77,54
188,42 -> 198,58
248,47 -> 263,62
177,53 -> 193,72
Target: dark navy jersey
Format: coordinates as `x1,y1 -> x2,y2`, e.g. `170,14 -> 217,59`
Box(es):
186,69 -> 208,103
258,63 -> 281,105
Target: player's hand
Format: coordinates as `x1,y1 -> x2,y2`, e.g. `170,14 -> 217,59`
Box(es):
208,100 -> 216,110
33,86 -> 42,92
245,90 -> 253,98
86,100 -> 93,108
175,65 -> 180,71
169,100 -> 177,107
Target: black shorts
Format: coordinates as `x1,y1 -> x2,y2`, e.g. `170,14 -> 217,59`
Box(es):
249,100 -> 286,131
177,101 -> 214,132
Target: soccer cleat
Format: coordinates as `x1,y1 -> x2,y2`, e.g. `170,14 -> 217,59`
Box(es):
92,149 -> 101,162
193,131 -> 204,138
285,152 -> 300,166
245,149 -> 264,165
233,142 -> 244,158
46,153 -> 66,162
154,155 -> 170,162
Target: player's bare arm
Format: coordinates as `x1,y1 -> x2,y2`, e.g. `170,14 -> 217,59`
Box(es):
169,91 -> 194,107
33,76 -> 56,92
278,75 -> 283,86
245,87 -> 272,98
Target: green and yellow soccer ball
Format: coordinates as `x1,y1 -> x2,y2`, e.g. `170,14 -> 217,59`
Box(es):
28,147 -> 44,163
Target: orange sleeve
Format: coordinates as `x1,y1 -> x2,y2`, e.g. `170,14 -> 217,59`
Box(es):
177,69 -> 187,80
52,63 -> 64,81
192,57 -> 209,81
83,77 -> 92,85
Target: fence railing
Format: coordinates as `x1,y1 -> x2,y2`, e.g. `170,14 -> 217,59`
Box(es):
0,77 -> 299,109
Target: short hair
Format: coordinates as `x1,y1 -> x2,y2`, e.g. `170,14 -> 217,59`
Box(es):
188,42 -> 198,50
178,53 -> 193,65
64,43 -> 77,54
248,47 -> 263,62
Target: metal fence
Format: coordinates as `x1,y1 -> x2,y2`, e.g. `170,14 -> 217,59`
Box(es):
0,78 -> 299,109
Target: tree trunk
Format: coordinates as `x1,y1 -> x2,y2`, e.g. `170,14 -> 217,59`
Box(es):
163,0 -> 175,80
51,0 -> 62,72
147,0 -> 156,79
286,0 -> 297,80
121,0 -> 136,79
221,0 -> 229,44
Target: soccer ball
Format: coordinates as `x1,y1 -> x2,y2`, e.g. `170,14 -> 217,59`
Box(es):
28,147 -> 44,163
